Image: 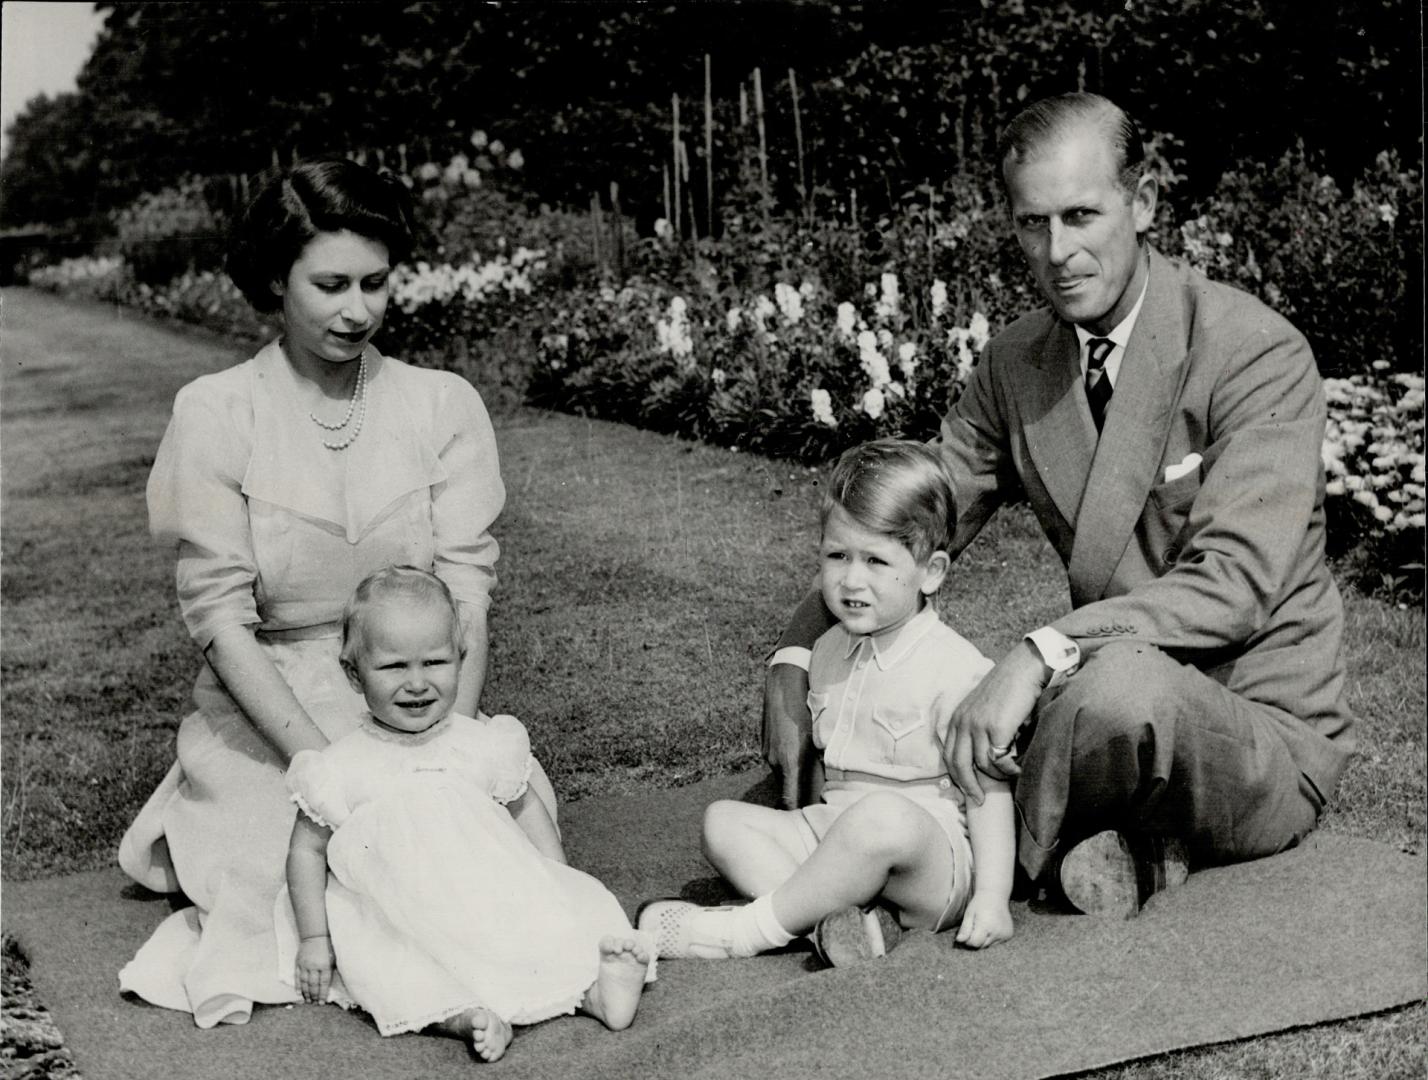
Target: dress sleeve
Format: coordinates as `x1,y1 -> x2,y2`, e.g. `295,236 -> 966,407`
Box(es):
431,376 -> 505,610
147,380 -> 261,648
482,713 -> 534,804
286,748 -> 350,828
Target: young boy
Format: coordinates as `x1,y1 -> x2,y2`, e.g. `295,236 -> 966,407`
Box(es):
640,440 -> 1015,964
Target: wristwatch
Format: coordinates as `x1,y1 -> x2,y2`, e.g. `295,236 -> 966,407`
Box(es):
1024,626 -> 1082,690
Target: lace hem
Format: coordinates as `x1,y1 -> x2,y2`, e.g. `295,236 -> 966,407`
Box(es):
372,991 -> 584,1036
289,790 -> 332,829
492,754 -> 534,806
359,710 -> 455,745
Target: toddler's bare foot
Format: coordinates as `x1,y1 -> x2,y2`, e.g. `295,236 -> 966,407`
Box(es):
582,935 -> 650,1031
436,1006 -> 513,1063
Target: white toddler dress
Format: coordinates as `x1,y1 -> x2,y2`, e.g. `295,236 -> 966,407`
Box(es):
277,711 -> 650,1033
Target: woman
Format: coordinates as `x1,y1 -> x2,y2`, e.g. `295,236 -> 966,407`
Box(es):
118,158 -> 558,1028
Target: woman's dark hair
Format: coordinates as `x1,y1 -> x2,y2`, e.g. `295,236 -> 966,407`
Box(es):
227,158 -> 417,313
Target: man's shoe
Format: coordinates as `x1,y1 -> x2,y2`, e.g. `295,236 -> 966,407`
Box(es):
1059,830 -> 1190,919
812,904 -> 902,966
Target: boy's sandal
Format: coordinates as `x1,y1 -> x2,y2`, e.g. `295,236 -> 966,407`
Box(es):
635,898 -> 740,959
812,904 -> 903,967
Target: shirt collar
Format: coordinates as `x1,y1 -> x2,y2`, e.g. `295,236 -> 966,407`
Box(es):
1074,262 -> 1150,384
841,604 -> 941,670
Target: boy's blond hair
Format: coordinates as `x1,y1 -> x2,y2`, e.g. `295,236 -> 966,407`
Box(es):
820,439 -> 956,563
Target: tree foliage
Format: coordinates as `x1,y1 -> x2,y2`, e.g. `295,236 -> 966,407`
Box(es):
0,0 -> 1419,230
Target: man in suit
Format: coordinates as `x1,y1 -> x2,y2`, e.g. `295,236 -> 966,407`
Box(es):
763,92 -> 1354,917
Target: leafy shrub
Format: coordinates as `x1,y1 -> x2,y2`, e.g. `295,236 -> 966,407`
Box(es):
112,177 -> 228,286
1166,148 -> 1423,378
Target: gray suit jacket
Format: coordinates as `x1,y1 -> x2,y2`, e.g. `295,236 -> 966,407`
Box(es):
938,248 -> 1354,803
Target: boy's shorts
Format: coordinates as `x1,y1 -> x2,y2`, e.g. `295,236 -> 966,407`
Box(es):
796,769 -> 974,932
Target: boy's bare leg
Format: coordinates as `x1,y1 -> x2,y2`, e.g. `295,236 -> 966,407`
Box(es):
580,935 -> 650,1031
434,1006 -> 513,1063
702,800 -> 812,898
770,792 -> 954,933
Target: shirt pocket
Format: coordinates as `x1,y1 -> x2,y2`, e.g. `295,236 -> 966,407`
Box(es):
807,691 -> 832,748
870,705 -> 932,766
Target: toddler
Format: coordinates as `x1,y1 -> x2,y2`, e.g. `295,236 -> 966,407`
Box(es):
281,566 -> 654,1062
640,440 -> 1015,963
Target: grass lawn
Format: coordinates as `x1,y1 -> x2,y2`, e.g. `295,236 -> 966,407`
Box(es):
1,288 -> 1423,1077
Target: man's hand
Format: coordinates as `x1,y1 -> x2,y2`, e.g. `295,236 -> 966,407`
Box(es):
762,663 -> 822,809
295,935 -> 335,1003
946,639 -> 1047,803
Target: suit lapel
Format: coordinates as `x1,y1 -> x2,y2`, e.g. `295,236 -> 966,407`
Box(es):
1022,325 -> 1096,530
1067,250 -> 1187,604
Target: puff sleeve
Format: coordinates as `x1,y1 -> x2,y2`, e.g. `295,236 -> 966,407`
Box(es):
146,377 -> 261,648
481,713 -> 535,804
430,375 -> 505,610
286,749 -> 351,829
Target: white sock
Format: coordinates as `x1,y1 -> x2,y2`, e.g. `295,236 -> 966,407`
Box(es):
748,894 -> 796,950
688,896 -> 795,957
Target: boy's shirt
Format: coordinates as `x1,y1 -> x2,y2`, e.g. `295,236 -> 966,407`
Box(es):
808,605 -> 994,784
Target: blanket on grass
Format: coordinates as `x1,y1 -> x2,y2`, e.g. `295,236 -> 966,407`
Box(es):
5,771 -> 1424,1080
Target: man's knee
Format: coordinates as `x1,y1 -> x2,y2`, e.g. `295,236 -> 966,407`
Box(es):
1042,640 -> 1180,749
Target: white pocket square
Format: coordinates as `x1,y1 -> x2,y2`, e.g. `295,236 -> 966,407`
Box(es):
1164,453 -> 1203,483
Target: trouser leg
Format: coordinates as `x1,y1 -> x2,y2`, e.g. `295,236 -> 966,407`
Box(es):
1014,640 -> 1323,882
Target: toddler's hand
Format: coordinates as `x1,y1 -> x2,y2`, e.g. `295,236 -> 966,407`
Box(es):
295,935 -> 336,1003
955,895 -> 1014,950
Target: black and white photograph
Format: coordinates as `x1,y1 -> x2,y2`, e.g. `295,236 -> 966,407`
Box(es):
1,2 -> 1423,1078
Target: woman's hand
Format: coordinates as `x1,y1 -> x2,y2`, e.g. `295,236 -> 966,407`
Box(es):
295,935 -> 336,1003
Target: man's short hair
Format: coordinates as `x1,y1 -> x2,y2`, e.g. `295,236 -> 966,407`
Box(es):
997,92 -> 1147,198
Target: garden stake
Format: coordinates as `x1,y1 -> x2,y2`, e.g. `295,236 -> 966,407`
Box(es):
753,67 -> 769,219
590,192 -> 603,277
704,53 -> 714,241
672,93 -> 682,238
610,181 -> 625,281
789,67 -> 806,211
662,164 -> 671,230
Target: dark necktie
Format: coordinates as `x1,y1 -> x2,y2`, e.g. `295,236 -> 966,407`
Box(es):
1086,337 -> 1115,432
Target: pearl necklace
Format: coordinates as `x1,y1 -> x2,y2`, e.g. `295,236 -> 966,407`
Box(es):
308,353 -> 368,451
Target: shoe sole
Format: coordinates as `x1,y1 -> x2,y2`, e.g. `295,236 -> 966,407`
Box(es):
813,905 -> 902,966
1060,830 -> 1190,919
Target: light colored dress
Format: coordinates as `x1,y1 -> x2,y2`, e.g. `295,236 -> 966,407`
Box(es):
117,340 -> 518,1028
276,712 -> 649,1033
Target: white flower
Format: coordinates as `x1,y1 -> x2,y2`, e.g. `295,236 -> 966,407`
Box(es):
654,218 -> 672,240
857,330 -> 891,388
712,367 -> 727,387
754,295 -> 777,321
1325,479 -> 1345,496
810,388 -> 837,427
415,161 -> 441,182
506,149 -> 524,171
897,341 -> 918,380
726,307 -> 742,333
930,279 -> 949,320
876,273 -> 900,319
1373,504 -> 1394,523
656,296 -> 694,361
799,281 -> 816,300
1378,202 -> 1398,225
488,139 -> 505,156
968,311 -> 991,351
836,302 -> 858,341
774,282 -> 804,324
470,130 -> 488,149
861,387 -> 886,420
